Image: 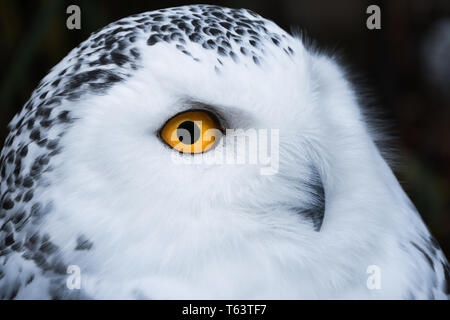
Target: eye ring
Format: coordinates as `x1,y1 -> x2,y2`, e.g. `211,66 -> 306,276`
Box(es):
158,109 -> 223,154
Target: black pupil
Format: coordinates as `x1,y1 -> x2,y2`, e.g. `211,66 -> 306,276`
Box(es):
177,121 -> 200,144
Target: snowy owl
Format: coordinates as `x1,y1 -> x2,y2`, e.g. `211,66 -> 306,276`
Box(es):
0,4 -> 448,300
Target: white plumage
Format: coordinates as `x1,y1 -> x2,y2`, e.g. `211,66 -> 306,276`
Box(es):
0,5 -> 448,299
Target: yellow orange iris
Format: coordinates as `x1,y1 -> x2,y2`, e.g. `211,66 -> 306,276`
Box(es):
160,110 -> 221,153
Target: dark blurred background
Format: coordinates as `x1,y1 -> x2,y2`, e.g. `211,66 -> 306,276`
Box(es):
0,0 -> 449,256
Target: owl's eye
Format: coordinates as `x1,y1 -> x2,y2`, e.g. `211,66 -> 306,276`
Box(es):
159,110 -> 222,154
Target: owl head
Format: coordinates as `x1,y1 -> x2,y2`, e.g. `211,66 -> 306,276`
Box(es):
1,5 -> 444,299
